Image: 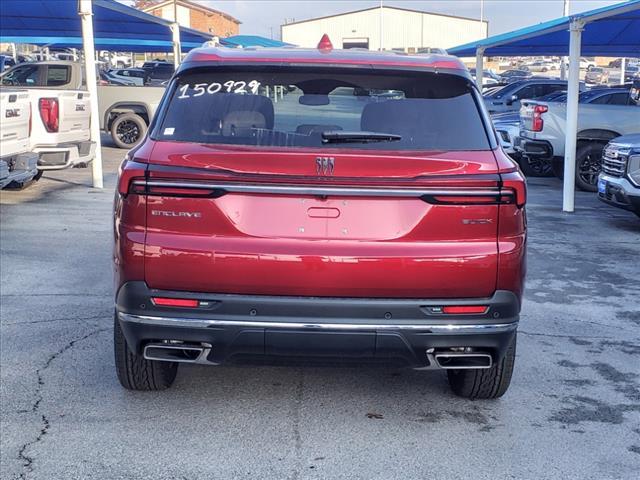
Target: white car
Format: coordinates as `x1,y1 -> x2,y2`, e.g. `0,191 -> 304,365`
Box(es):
107,68 -> 146,86
580,58 -> 596,70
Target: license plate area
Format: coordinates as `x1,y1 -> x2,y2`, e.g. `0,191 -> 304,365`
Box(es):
265,330 -> 376,357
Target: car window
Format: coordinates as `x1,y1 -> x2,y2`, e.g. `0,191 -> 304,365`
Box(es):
157,68 -> 492,151
46,66 -> 70,86
514,85 -> 536,100
1,65 -> 39,86
606,93 -> 630,105
541,84 -> 565,96
153,65 -> 174,79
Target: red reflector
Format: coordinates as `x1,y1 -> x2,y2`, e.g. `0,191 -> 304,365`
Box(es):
152,297 -> 199,308
442,306 -> 488,314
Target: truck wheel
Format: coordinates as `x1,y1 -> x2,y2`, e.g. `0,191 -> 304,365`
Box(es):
110,113 -> 147,149
575,142 -> 604,192
114,314 -> 178,391
33,170 -> 44,181
447,334 -> 516,399
518,156 -> 553,177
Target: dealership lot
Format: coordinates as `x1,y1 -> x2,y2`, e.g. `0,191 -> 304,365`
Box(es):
1,142 -> 639,480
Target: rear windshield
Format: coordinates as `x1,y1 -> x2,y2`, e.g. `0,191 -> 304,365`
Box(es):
156,67 -> 491,151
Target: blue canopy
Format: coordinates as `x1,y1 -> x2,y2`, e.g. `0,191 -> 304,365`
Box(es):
220,35 -> 292,48
0,0 -> 211,53
449,0 -> 640,57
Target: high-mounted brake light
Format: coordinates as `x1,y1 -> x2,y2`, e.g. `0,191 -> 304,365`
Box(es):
442,306 -> 488,314
38,98 -> 59,132
152,297 -> 199,308
531,104 -> 548,132
317,34 -> 333,52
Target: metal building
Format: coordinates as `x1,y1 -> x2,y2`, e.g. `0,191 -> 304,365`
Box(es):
281,6 -> 487,52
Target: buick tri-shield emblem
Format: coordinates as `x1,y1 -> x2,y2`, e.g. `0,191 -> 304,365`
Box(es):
316,157 -> 335,175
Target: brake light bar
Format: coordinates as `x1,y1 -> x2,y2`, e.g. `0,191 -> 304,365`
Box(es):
152,297 -> 199,308
442,305 -> 488,314
129,179 -> 515,204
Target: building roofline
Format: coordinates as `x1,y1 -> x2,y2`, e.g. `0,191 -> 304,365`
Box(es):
142,0 -> 241,25
281,5 -> 488,28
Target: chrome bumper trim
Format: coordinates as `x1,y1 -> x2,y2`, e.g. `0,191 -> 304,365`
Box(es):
118,312 -> 518,334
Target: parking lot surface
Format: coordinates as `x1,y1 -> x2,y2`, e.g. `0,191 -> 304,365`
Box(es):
1,142 -> 639,480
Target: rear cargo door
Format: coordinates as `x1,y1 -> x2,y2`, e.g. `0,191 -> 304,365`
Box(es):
140,67 -> 503,299
141,146 -> 503,299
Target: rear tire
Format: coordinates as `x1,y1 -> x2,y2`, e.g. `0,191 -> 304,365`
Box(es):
114,314 -> 178,391
447,333 -> 516,399
110,113 -> 147,149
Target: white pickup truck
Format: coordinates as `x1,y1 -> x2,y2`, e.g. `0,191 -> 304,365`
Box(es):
0,89 -> 39,188
515,96 -> 640,191
0,61 -> 95,175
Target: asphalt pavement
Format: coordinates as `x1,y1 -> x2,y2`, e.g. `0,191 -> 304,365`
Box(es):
1,140 -> 639,480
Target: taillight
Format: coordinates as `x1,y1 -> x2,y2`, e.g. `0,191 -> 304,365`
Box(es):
500,171 -> 527,208
38,98 -> 59,132
531,104 -> 548,132
118,157 -> 148,195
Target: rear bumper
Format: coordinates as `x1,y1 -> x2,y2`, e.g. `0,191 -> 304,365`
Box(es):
514,136 -> 554,159
116,281 -> 519,368
0,152 -> 39,188
34,141 -> 96,170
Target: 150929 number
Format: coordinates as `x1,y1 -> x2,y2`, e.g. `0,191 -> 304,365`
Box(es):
177,80 -> 261,99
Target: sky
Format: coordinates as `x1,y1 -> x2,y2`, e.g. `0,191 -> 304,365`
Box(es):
181,0 -> 621,39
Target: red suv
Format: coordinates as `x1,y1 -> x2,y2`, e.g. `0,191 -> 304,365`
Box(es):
113,44 -> 526,399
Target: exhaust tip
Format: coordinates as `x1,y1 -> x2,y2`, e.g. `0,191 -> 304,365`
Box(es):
434,352 -> 492,369
143,342 -> 211,364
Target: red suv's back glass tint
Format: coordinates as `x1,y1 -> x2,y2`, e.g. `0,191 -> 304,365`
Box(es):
155,68 -> 491,151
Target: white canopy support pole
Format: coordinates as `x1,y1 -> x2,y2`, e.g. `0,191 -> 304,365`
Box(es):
79,0 -> 103,189
171,22 -> 181,68
560,0 -> 570,80
476,48 -> 485,90
620,58 -> 626,85
10,43 -> 18,62
562,19 -> 584,213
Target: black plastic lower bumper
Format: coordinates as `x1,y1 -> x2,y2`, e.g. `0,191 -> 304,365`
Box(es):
116,282 -> 520,368
514,136 -> 553,159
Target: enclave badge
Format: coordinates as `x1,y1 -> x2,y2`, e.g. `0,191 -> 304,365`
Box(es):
316,157 -> 335,175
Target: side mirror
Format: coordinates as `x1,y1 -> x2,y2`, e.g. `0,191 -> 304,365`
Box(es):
506,94 -> 518,106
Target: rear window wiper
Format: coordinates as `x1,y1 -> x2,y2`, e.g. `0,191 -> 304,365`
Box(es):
321,131 -> 402,144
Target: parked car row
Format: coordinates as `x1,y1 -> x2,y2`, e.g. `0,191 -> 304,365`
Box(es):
489,77 -> 640,217
0,60 -> 167,189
